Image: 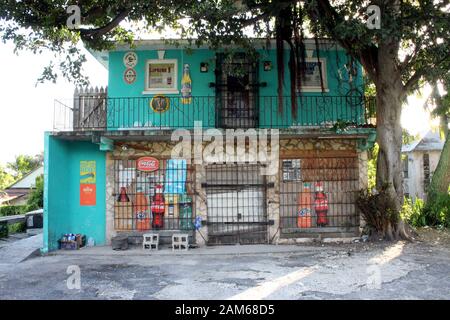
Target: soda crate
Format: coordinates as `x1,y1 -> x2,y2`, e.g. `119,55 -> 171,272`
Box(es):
59,240 -> 79,250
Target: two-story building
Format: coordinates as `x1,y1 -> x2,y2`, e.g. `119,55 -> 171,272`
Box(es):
43,39 -> 376,252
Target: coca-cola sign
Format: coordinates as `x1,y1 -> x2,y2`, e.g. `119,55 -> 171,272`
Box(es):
136,157 -> 159,172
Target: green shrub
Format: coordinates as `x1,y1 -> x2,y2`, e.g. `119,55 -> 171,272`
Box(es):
401,197 -> 426,227
423,191 -> 450,227
0,205 -> 28,217
26,174 -> 43,211
8,222 -> 26,234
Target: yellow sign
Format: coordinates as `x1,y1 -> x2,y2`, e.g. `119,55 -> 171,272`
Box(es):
80,161 -> 96,184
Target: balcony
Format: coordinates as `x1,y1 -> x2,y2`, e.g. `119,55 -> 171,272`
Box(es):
53,88 -> 376,133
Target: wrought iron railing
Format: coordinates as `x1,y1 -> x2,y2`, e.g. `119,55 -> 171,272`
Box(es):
53,94 -> 376,131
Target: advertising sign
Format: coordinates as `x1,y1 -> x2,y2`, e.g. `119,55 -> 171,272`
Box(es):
80,161 -> 96,206
137,157 -> 159,172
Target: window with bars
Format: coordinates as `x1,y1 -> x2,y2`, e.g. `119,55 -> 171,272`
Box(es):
403,157 -> 409,179
423,153 -> 430,190
279,156 -> 360,233
113,159 -> 195,231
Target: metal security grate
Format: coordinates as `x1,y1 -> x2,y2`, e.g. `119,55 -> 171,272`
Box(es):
204,163 -> 268,245
215,53 -> 259,129
279,157 -> 360,236
113,159 -> 195,231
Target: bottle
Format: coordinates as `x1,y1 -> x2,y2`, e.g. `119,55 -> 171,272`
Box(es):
181,64 -> 192,104
134,177 -> 150,230
297,183 -> 312,228
314,182 -> 328,227
117,187 -> 130,202
151,184 -> 165,229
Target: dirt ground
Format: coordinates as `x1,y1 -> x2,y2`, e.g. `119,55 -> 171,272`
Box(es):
415,227 -> 450,247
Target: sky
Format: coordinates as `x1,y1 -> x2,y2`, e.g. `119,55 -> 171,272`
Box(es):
0,39 -> 439,165
0,42 -> 107,164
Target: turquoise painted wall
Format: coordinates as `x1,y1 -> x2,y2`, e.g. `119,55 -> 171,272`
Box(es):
107,47 -> 364,129
43,134 -> 106,252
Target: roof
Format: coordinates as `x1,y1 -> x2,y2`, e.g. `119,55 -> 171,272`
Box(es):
6,166 -> 43,189
402,131 -> 444,153
88,38 -> 343,70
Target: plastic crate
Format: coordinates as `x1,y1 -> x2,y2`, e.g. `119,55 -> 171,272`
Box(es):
59,240 -> 79,250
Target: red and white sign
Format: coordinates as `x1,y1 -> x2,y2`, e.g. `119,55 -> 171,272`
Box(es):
136,157 -> 159,172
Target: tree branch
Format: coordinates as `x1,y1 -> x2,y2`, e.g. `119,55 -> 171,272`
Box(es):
305,0 -> 379,81
79,9 -> 131,40
403,54 -> 450,93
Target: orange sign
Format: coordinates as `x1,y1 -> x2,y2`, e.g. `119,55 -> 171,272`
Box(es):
80,184 -> 96,206
137,157 -> 159,172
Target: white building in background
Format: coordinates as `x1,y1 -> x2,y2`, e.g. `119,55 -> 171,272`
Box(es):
402,131 -> 444,201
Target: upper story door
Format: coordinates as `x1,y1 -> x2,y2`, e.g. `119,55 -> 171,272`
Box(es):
215,53 -> 259,129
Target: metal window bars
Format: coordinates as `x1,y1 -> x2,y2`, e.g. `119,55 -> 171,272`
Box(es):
113,159 -> 196,231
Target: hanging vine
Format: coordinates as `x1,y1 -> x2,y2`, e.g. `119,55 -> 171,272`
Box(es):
274,1 -> 325,118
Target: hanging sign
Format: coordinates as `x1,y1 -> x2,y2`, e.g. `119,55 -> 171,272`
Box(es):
150,95 -> 170,113
123,52 -> 138,68
80,161 -> 96,206
137,157 -> 159,172
124,68 -> 137,84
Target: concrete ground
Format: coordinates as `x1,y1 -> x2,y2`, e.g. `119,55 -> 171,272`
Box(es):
0,229 -> 449,299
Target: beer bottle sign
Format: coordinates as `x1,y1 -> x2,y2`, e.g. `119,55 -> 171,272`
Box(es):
181,64 -> 192,104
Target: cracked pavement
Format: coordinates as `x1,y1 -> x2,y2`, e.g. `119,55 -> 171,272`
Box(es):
1,237 -> 449,300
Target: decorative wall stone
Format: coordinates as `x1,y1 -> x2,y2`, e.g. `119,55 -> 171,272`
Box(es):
105,152 -> 117,244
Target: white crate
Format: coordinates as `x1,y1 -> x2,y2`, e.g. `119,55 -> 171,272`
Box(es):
143,233 -> 159,250
172,233 -> 189,251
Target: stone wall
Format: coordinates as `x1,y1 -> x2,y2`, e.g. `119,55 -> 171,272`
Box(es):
105,137 -> 366,245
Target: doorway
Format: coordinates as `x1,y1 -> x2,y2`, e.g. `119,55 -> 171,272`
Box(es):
215,53 -> 259,129
205,163 -> 268,245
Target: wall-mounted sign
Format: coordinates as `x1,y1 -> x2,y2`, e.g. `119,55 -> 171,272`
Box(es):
137,157 -> 159,172
124,68 -> 137,84
80,161 -> 96,206
150,95 -> 170,113
146,59 -> 178,91
123,52 -> 138,68
80,184 -> 96,206
80,161 -> 96,183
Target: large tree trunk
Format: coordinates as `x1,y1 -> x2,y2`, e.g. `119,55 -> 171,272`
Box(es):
429,133 -> 450,195
370,41 -> 411,240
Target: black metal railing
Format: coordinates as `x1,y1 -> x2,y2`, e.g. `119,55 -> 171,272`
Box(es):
53,95 -> 376,131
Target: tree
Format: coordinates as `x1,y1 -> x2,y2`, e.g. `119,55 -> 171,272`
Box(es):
1,0 -> 448,239
0,165 -> 14,191
6,154 -> 43,180
428,82 -> 450,197
26,175 -> 44,210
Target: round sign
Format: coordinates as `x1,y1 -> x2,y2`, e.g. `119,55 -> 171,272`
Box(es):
124,68 -> 136,84
123,51 -> 138,68
136,157 -> 159,172
150,95 -> 170,113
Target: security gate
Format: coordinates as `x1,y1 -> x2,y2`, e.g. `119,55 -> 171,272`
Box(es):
204,164 -> 268,245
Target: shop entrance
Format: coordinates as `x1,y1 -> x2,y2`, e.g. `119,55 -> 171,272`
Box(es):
204,164 -> 268,245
